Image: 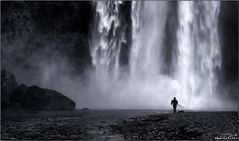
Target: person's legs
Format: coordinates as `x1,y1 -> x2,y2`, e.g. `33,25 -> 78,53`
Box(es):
173,106 -> 176,113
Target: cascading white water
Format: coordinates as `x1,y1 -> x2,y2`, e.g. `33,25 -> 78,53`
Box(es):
126,1 -> 175,109
89,1 -> 222,109
176,1 -> 221,108
90,1 -> 125,80
130,1 -> 168,78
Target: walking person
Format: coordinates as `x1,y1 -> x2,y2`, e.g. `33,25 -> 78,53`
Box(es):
171,97 -> 178,113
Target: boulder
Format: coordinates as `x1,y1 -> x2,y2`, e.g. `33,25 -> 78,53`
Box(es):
12,85 -> 76,111
1,70 -> 76,110
19,86 -> 76,110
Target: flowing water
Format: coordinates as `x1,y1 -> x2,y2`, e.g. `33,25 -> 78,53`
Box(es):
90,1 -> 125,80
130,1 -> 167,78
89,1 -> 222,109
176,1 -> 221,108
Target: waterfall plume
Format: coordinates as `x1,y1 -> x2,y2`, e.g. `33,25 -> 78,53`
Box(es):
87,1 -> 235,110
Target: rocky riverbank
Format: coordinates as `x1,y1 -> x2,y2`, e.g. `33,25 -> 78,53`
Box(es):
1,110 -> 155,140
110,112 -> 238,140
1,110 -> 238,140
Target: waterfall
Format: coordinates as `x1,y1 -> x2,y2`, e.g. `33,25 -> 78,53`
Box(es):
176,1 -> 221,108
90,1 -> 125,80
89,1 -> 222,109
130,1 -> 168,78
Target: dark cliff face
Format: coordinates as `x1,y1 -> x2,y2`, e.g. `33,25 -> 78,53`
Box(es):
1,2 -> 92,36
1,1 -> 93,77
217,1 -> 238,100
219,1 -> 238,83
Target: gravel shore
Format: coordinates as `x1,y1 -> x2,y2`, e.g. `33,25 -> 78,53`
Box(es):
110,112 -> 238,140
1,110 -> 238,140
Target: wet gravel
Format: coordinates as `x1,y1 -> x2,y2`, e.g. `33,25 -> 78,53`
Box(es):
110,112 -> 238,140
1,110 -> 238,140
1,110 -> 155,140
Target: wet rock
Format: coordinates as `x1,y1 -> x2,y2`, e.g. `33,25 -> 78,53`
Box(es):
20,86 -> 75,110
1,70 -> 76,111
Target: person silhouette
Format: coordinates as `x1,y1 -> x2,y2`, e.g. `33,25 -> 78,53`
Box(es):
171,97 -> 178,113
